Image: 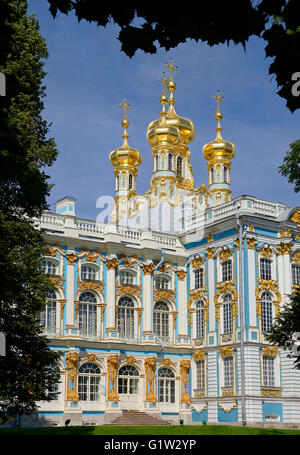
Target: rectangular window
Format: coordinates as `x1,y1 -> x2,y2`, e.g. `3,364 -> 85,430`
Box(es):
223,302 -> 232,334
222,260 -> 232,282
223,356 -> 234,388
263,356 -> 275,387
194,268 -> 204,289
292,264 -> 300,285
260,258 -> 272,280
196,360 -> 205,391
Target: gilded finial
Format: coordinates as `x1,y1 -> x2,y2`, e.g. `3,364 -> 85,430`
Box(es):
158,71 -> 168,123
213,90 -> 224,140
120,99 -> 131,147
165,58 -> 178,115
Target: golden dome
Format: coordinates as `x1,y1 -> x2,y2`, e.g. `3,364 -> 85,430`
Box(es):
203,91 -> 235,161
109,100 -> 142,168
146,60 -> 195,148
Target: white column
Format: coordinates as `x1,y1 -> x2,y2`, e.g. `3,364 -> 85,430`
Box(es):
247,248 -> 257,327
277,254 -> 285,306
143,263 -> 154,333
208,255 -> 215,333
65,253 -> 76,326
177,270 -> 188,337
282,252 -> 291,304
106,257 -> 118,330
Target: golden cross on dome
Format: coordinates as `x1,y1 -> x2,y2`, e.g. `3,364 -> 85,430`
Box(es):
165,58 -> 178,80
213,90 -> 224,111
158,71 -> 167,88
120,99 -> 131,115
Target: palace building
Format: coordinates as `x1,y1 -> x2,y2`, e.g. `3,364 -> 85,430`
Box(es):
24,59 -> 300,427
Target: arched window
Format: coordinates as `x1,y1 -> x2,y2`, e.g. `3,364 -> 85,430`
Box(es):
116,174 -> 120,191
261,292 -> 273,333
47,363 -> 61,400
194,268 -> 204,289
196,300 -> 205,339
222,260 -> 232,282
41,259 -> 58,275
81,264 -> 97,281
260,258 -> 272,280
223,294 -> 232,334
78,292 -> 97,338
40,290 -> 57,334
168,153 -> 173,171
158,368 -> 175,403
117,296 -> 134,341
155,275 -> 170,290
210,167 -> 214,184
118,365 -> 139,394
292,264 -> 300,285
155,154 -> 159,171
176,156 -> 182,177
224,166 -> 228,183
128,173 -> 133,190
78,363 -> 101,401
153,301 -> 169,341
119,270 -> 136,285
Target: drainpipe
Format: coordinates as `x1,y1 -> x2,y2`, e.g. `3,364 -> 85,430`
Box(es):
236,215 -> 246,426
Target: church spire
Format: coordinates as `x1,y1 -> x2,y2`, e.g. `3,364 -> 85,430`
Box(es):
202,90 -> 235,206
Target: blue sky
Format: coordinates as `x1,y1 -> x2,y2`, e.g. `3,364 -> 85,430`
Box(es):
28,1 -> 300,221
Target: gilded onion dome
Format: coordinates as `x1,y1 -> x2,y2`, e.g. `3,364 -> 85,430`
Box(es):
146,58 -> 195,147
203,90 -> 235,161
109,100 -> 142,168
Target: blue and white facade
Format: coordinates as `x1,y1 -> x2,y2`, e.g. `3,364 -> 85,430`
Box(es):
25,62 -> 300,427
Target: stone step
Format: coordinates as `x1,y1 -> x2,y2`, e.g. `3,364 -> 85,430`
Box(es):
105,410 -> 172,426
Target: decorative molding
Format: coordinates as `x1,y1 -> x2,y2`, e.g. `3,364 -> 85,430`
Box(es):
193,349 -> 205,360
277,242 -> 293,255
143,263 -> 156,275
65,351 -> 79,404
219,345 -> 234,357
144,357 -> 157,405
247,238 -> 257,250
218,247 -> 231,261
261,388 -> 282,398
192,256 -> 203,268
176,270 -> 186,280
261,345 -> 278,358
106,258 -> 120,269
292,251 -> 300,264
107,355 -> 119,403
206,247 -> 215,260
180,360 -> 191,406
66,253 -> 78,265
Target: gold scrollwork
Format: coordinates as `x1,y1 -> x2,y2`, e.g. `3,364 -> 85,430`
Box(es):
144,357 -> 157,405
107,355 -> 119,403
180,360 -> 191,406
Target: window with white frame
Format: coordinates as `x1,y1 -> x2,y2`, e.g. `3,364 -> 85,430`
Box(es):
223,356 -> 234,388
194,268 -> 204,289
260,258 -> 272,280
78,292 -> 97,338
40,290 -> 57,334
120,270 -> 136,285
155,275 -> 170,290
222,260 -> 232,282
41,259 -> 58,275
223,294 -> 233,334
195,300 -> 205,339
118,365 -> 139,394
292,264 -> 300,285
262,356 -> 275,387
196,359 -> 205,392
153,301 -> 169,341
117,296 -> 134,340
261,292 -> 273,333
81,264 -> 98,281
158,368 -> 175,403
47,363 -> 61,400
78,363 -> 101,401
